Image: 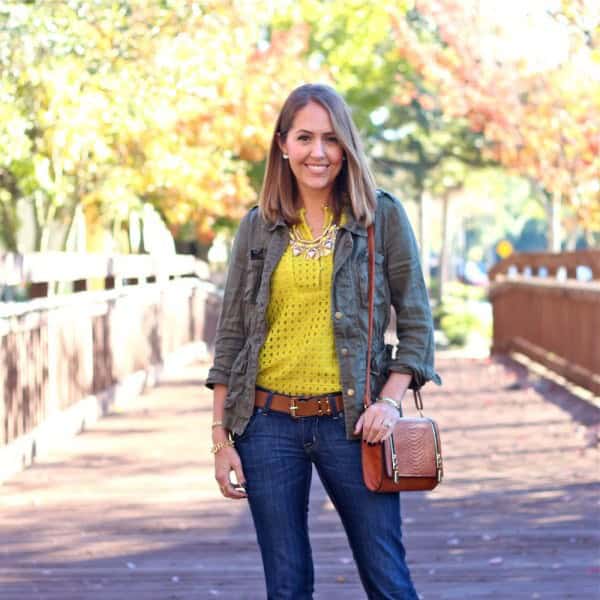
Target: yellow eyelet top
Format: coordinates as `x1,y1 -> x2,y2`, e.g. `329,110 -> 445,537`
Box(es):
256,206 -> 345,395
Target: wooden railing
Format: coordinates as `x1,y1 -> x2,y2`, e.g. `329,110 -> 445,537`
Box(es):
0,252 -> 205,298
489,250 -> 600,396
0,253 -> 221,451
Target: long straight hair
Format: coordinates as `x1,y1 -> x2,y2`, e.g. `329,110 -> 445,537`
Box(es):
259,84 -> 377,226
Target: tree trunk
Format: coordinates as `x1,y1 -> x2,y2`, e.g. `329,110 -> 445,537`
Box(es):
547,192 -> 562,252
417,188 -> 431,288
60,202 -> 80,251
438,191 -> 450,304
38,200 -> 57,252
584,227 -> 598,249
0,171 -> 21,252
0,197 -> 20,252
564,229 -> 578,251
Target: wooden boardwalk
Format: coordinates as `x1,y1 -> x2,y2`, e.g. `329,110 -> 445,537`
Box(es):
1,355 -> 598,599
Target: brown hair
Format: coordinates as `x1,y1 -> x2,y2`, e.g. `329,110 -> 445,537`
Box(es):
259,83 -> 377,226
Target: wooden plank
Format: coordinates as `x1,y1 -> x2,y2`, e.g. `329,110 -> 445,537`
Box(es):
0,356 -> 598,599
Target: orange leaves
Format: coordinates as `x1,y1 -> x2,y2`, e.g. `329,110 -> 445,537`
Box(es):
417,93 -> 436,112
388,0 -> 600,222
393,81 -> 417,106
109,5 -> 314,238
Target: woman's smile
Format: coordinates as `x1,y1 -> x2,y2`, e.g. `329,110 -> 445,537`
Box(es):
305,163 -> 330,173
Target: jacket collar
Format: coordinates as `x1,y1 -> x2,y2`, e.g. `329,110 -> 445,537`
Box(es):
339,205 -> 368,237
266,206 -> 367,236
267,216 -> 286,232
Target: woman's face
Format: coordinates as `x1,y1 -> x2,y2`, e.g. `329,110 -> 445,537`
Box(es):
279,101 -> 344,200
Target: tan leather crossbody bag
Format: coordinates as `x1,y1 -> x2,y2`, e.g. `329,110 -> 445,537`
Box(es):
361,224 -> 443,493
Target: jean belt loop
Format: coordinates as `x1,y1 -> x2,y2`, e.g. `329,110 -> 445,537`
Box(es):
328,394 -> 339,417
263,390 -> 274,413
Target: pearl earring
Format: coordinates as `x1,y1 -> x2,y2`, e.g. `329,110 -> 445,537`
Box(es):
282,153 -> 289,159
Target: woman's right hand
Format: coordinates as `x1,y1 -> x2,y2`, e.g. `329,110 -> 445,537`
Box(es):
214,445 -> 247,500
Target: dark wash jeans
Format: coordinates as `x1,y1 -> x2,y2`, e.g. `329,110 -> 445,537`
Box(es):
234,405 -> 419,600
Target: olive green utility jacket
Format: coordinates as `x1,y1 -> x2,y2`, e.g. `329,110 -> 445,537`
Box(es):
206,189 -> 441,440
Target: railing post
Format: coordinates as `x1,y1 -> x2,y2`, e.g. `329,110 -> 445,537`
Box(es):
29,282 -> 49,298
73,279 -> 87,293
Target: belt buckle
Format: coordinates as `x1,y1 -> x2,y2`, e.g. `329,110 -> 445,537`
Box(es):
316,397 -> 332,416
289,397 -> 299,419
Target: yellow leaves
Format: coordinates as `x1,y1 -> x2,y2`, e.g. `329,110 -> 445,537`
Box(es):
116,11 -> 313,232
0,88 -> 31,164
9,2 -> 321,243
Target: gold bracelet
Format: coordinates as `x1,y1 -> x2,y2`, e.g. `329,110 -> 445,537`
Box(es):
211,421 -> 225,429
211,439 -> 234,454
376,396 -> 402,413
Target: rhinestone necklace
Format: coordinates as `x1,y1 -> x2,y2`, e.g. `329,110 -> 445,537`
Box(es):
289,208 -> 338,260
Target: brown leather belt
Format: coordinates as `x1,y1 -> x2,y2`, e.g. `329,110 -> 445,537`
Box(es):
255,388 -> 344,418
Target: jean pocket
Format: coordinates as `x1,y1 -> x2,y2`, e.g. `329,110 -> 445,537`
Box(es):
233,407 -> 263,442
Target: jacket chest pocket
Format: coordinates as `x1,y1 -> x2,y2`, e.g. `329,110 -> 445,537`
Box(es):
358,251 -> 387,308
244,249 -> 265,304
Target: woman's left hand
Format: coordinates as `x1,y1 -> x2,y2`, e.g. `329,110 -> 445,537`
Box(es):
353,402 -> 401,444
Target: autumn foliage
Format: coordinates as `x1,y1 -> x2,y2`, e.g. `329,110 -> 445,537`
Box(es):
0,0 -> 317,250
388,0 -> 600,228
0,0 -> 597,253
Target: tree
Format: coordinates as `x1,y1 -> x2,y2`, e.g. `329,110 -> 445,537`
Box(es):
275,0 -> 491,278
388,0 -> 600,247
0,0 -> 317,251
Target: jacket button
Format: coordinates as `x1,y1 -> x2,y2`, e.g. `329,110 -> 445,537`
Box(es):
341,347 -> 349,356
335,311 -> 343,319
347,388 -> 355,396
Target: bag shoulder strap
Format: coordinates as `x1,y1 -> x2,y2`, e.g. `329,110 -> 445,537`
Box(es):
364,224 -> 375,409
363,221 -> 424,414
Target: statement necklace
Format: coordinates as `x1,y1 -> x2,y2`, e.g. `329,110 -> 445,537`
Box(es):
289,208 -> 338,260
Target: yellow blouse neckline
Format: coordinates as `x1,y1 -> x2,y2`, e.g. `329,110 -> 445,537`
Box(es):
297,205 -> 334,241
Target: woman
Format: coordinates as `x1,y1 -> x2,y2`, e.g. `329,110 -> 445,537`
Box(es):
206,83 -> 440,599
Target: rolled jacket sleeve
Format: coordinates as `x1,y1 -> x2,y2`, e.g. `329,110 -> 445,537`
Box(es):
384,196 -> 442,390
205,212 -> 251,389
